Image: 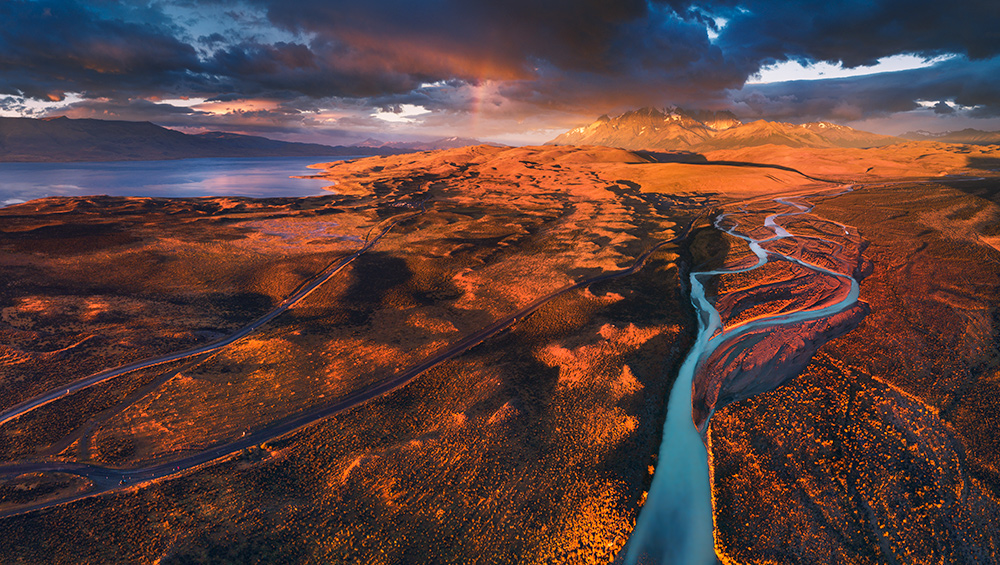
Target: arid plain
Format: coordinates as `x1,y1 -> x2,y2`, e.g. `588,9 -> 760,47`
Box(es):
1,140 -> 1000,564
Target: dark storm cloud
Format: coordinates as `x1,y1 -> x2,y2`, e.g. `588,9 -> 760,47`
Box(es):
256,0 -> 649,76
933,101 -> 955,115
733,55 -> 1000,122
203,40 -> 419,98
178,0 -> 740,108
0,0 -> 204,98
2,0 -> 999,126
199,33 -> 227,46
717,0 -> 1000,69
242,0 -> 1000,92
241,0 -> 755,108
0,0 -> 750,104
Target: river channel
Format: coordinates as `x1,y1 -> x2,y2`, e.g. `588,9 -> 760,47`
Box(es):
622,186 -> 865,564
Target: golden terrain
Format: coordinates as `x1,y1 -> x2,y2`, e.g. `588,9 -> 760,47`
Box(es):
710,178 -> 1000,563
0,142 -> 998,563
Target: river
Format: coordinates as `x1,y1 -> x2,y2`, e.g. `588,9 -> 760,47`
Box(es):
622,186 -> 864,564
0,156 -> 356,206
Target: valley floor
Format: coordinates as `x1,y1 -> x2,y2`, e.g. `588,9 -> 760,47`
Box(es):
0,143 -> 999,563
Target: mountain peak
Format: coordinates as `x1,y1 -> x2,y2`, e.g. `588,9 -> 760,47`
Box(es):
624,107 -> 666,118
355,137 -> 389,148
549,107 -> 742,150
547,108 -> 901,151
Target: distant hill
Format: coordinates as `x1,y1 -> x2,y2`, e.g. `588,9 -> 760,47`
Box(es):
901,129 -> 1000,145
547,107 -> 902,151
356,136 -> 505,151
0,116 -> 404,162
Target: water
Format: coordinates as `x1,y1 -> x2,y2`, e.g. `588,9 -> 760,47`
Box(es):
623,187 -> 861,564
0,156 -> 359,206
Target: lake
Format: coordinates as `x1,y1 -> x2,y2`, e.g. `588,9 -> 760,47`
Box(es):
0,156 -> 360,206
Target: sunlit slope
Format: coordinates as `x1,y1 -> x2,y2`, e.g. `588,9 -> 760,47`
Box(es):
312,144 -> 827,200
710,178 -> 1000,563
705,141 -> 1000,180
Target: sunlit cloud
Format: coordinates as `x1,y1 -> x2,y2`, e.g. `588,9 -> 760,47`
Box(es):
157,97 -> 208,108
372,104 -> 431,123
194,98 -> 284,115
915,99 -> 978,112
747,54 -> 959,84
0,92 -> 86,117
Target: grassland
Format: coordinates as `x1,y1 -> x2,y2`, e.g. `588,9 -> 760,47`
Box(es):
0,145 -> 708,563
2,143 -> 1000,563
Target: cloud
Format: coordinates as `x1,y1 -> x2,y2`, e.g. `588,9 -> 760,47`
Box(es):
256,0 -> 651,77
716,0 -> 1000,69
203,40 -> 419,98
44,94 -> 390,144
55,98 -> 208,121
0,0 -> 747,105
933,101 -> 955,115
730,55 -> 1000,122
1,0 -> 998,141
0,0 -> 204,99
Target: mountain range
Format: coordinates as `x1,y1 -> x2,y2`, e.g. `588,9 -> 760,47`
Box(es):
901,129 -> 1000,145
7,113 -> 997,164
546,107 -> 904,151
0,117 -> 497,162
356,136 -> 506,151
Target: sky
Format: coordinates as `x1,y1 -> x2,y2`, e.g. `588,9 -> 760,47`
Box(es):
1,0 -> 999,145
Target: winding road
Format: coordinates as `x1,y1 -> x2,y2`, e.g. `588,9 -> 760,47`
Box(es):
0,207 -> 698,519
0,207 -> 423,429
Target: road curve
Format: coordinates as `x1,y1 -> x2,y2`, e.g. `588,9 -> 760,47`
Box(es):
0,217 -> 698,519
0,208 -> 423,428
